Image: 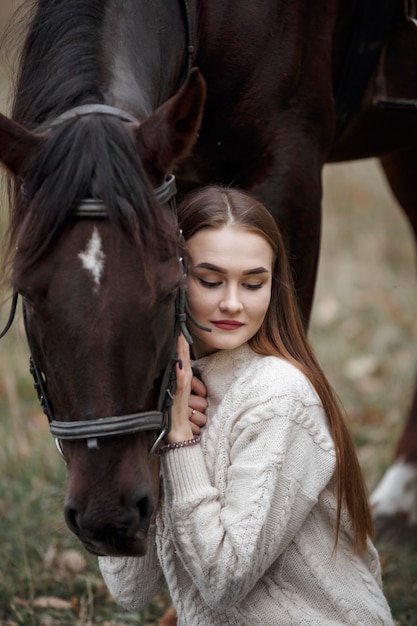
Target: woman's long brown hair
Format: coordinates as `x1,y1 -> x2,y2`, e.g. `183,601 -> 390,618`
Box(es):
178,185 -> 373,554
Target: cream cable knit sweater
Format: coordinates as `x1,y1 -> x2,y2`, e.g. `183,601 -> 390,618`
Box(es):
99,344 -> 393,625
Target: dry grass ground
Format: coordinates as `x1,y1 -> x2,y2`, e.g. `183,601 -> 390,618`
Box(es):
315,161 -> 417,625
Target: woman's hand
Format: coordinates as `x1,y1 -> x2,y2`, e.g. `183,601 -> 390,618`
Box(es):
189,373 -> 208,435
167,334 -> 207,443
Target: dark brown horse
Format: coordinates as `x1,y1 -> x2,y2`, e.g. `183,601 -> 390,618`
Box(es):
0,0 -> 416,557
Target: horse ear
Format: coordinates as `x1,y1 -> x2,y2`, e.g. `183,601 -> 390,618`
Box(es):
0,113 -> 45,176
134,68 -> 206,182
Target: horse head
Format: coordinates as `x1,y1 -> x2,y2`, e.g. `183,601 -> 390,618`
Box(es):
0,69 -> 206,556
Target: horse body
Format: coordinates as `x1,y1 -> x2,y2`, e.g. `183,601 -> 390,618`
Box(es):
0,0 -> 416,556
183,1 -> 338,323
103,1 -> 188,116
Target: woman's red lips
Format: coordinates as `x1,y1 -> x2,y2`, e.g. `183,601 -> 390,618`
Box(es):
212,320 -> 244,330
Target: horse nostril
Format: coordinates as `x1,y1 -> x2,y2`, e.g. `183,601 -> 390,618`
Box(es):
63,490 -> 154,549
64,506 -> 80,536
137,494 -> 153,526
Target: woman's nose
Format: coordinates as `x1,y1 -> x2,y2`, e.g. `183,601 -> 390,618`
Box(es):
219,286 -> 243,312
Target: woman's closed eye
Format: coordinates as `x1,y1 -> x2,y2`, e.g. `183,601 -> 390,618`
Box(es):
243,282 -> 264,290
199,278 -> 222,288
199,277 -> 265,290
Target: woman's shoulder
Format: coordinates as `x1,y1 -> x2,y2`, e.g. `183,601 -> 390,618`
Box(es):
225,347 -> 333,449
245,347 -> 320,405
198,345 -> 334,449
198,344 -> 322,408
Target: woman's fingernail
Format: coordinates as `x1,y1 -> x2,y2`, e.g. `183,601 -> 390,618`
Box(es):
178,359 -> 183,370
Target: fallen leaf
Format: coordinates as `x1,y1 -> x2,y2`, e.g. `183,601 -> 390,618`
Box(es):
33,596 -> 73,610
57,549 -> 87,574
158,605 -> 177,625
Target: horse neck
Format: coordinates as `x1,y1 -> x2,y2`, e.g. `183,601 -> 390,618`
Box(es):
12,0 -> 107,125
102,0 -> 189,119
13,0 -> 189,126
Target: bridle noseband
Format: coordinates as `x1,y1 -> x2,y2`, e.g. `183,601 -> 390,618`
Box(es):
1,104 -> 200,459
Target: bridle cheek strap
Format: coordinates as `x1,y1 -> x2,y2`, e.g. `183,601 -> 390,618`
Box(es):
23,289 -> 181,459
23,267 -> 183,460
2,271 -> 205,459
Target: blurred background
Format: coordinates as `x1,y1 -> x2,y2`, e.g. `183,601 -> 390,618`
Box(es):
1,1 -> 416,624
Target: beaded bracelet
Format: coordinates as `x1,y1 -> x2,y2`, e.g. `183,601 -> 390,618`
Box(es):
155,434 -> 201,456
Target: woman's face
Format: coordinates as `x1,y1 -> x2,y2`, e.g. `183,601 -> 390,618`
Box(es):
186,225 -> 274,357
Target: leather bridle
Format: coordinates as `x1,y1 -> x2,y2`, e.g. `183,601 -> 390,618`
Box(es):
0,0 -> 201,458
0,103 -> 198,459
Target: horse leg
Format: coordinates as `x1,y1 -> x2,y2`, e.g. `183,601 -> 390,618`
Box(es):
369,147 -> 417,525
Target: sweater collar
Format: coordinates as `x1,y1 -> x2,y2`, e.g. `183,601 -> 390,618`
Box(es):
192,343 -> 256,403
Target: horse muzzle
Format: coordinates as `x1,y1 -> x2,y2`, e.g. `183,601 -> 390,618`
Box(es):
64,486 -> 154,557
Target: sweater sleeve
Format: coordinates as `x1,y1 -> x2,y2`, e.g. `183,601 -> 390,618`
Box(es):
98,524 -> 165,611
160,385 -> 336,612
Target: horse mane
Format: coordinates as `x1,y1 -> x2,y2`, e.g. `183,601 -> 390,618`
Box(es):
12,0 -> 108,126
12,116 -> 177,273
5,0 -> 178,283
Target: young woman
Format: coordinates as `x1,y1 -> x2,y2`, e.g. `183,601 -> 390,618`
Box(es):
99,187 -> 393,625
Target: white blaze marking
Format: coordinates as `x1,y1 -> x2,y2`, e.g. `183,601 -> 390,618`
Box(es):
370,460 -> 417,523
78,227 -> 105,288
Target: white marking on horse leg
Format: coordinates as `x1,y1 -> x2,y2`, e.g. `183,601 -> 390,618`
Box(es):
78,227 -> 106,289
370,460 -> 417,523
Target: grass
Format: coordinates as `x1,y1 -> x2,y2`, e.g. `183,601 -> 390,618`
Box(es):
313,161 -> 417,625
0,411 -> 168,626
0,334 -> 169,624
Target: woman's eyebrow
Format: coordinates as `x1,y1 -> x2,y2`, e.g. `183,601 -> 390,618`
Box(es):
195,262 -> 225,272
243,267 -> 270,276
195,262 -> 270,275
